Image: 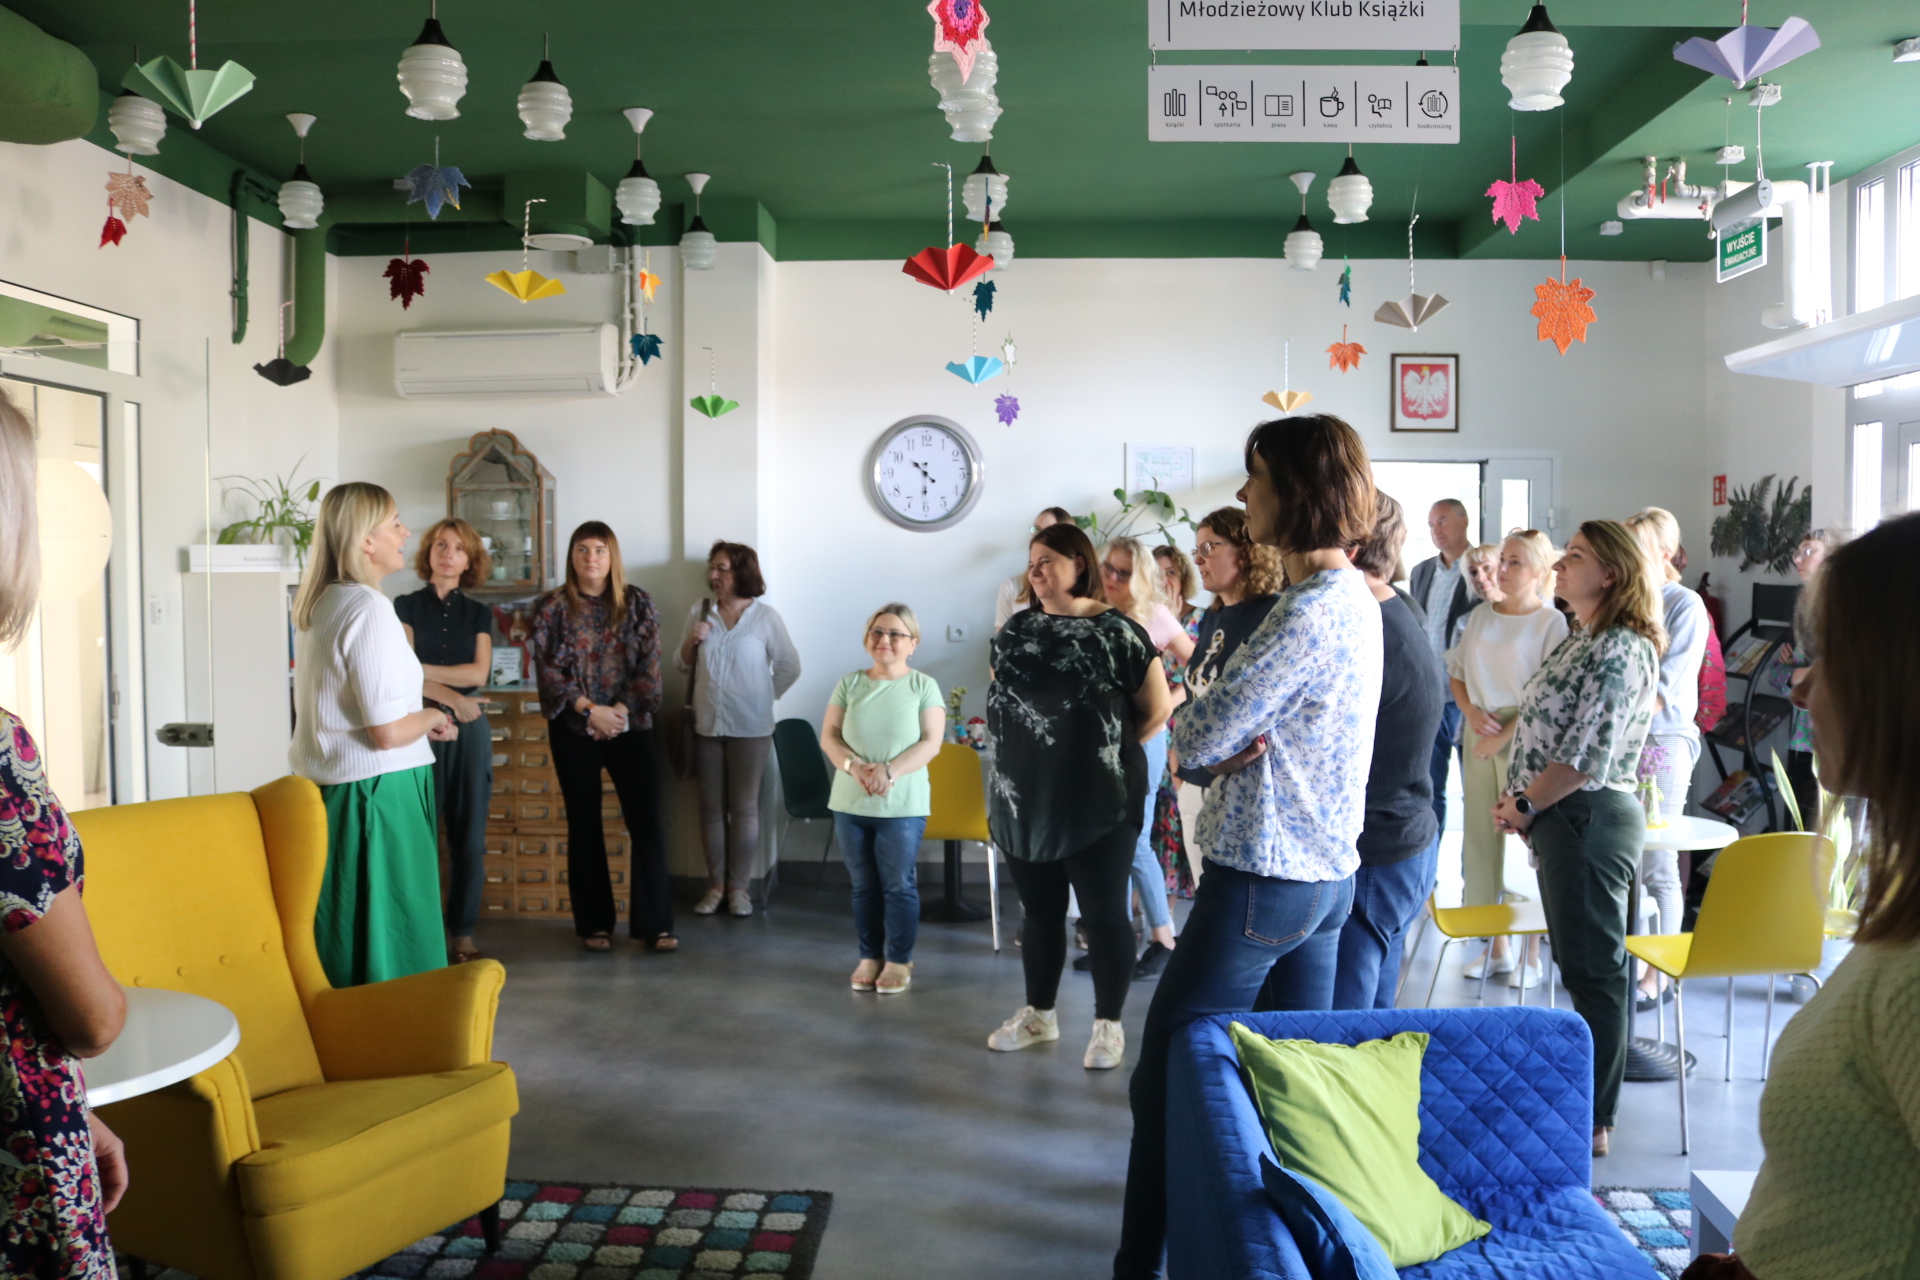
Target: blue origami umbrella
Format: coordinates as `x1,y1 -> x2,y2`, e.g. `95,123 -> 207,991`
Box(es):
1673,16 -> 1819,88
946,355 -> 1005,384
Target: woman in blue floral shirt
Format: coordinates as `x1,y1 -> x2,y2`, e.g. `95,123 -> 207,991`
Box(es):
1116,413 -> 1382,1280
1492,521 -> 1662,1158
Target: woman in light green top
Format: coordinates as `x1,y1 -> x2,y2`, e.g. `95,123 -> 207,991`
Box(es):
820,604 -> 946,994
1722,513 -> 1920,1280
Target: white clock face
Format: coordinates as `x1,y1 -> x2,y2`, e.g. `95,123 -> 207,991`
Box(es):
873,422 -> 977,527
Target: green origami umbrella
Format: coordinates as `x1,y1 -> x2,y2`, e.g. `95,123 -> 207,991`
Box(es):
689,394 -> 739,419
122,56 -> 254,129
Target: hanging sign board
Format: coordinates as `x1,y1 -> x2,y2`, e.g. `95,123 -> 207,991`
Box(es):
1149,0 -> 1459,50
1717,220 -> 1768,282
1148,64 -> 1458,143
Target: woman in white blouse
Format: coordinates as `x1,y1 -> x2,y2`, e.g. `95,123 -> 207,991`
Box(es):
676,540 -> 802,918
1445,529 -> 1568,987
289,483 -> 456,987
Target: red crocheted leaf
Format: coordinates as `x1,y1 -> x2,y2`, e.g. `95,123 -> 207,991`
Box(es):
384,257 -> 430,309
1487,176 -> 1545,235
99,215 -> 127,247
1327,340 -> 1366,373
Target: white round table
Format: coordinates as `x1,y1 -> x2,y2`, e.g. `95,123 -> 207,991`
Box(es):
86,987 -> 240,1107
1641,815 -> 1740,854
1627,815 -> 1741,1082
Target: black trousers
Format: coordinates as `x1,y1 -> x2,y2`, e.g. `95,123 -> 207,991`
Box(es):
430,712 -> 493,937
550,725 -> 672,940
1001,823 -> 1138,1021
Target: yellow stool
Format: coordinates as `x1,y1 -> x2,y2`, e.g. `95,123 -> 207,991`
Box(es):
925,743 -> 1002,950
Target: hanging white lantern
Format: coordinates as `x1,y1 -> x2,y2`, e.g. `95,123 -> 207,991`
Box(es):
929,43 -> 998,111
1327,153 -> 1373,224
615,108 -> 662,225
680,172 -> 717,270
976,221 -> 1014,269
962,155 -> 1009,223
946,100 -> 1002,144
398,14 -> 468,121
1283,215 -> 1323,271
107,91 -> 166,155
1501,4 -> 1574,111
517,49 -> 572,141
276,114 -> 323,230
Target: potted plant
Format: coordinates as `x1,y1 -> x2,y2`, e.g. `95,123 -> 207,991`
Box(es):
217,462 -> 322,566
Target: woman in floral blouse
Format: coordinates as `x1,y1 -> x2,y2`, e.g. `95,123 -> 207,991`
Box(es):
0,390 -> 129,1278
1493,521 -> 1663,1159
530,522 -> 672,952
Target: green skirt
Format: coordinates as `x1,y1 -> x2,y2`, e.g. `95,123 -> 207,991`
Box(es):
316,766 -> 447,987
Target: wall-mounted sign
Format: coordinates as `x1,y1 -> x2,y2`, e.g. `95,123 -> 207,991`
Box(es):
1148,64 -> 1458,143
1149,0 -> 1459,51
1126,444 -> 1196,495
1717,221 -> 1768,283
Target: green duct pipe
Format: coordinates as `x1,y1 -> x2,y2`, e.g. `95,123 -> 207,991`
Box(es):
0,8 -> 99,144
285,224 -> 328,368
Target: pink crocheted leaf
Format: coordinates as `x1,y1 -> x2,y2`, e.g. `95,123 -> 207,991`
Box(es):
1487,176 -> 1545,235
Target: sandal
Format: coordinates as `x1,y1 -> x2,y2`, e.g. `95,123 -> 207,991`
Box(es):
876,962 -> 914,995
647,933 -> 680,952
451,944 -> 485,964
850,959 -> 881,991
583,934 -> 613,953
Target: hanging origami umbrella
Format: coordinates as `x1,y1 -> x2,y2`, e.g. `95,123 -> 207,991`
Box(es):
947,355 -> 1005,383
1374,212 -> 1449,330
254,302 -> 312,386
1261,339 -> 1313,412
1672,9 -> 1819,88
122,3 -> 254,130
690,346 -> 739,418
486,199 -> 568,302
905,243 -> 993,292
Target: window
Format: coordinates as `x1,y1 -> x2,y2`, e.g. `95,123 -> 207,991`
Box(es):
1898,163 -> 1920,300
1498,478 -> 1530,541
1852,421 -> 1884,533
1858,176 -> 1886,312
1909,440 -> 1920,514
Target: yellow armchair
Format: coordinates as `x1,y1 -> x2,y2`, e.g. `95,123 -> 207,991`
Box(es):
73,775 -> 519,1280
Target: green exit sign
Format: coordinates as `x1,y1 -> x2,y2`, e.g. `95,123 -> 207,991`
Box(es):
1717,220 -> 1768,283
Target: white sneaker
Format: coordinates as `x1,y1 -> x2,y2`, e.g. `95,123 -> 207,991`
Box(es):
987,1006 -> 1060,1052
1464,950 -> 1517,979
692,887 -> 724,915
1509,960 -> 1544,990
728,889 -> 754,917
1085,1018 -> 1126,1070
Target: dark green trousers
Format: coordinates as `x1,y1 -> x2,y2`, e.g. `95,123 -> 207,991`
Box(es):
1530,786 -> 1645,1127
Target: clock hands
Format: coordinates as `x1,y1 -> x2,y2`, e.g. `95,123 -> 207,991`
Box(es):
911,458 -> 932,497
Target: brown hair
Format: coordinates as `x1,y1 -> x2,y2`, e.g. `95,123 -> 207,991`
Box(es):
1351,491 -> 1408,582
1819,513 -> 1920,944
1022,522 -> 1105,603
1154,543 -> 1198,606
0,391 -> 39,646
414,517 -> 492,588
709,540 -> 766,599
1037,506 -> 1073,525
1576,520 -> 1666,656
564,521 -> 629,631
1242,413 -> 1377,553
1196,506 -> 1284,600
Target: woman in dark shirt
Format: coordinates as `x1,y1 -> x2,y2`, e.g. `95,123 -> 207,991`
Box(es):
985,522 -> 1172,1071
395,518 -> 495,963
528,522 -> 672,952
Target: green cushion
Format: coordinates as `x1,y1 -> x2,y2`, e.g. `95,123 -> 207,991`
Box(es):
1230,1022 -> 1491,1268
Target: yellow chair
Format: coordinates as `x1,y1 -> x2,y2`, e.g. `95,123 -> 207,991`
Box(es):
72,776 -> 519,1280
1413,895 -> 1552,1007
925,743 -> 1002,950
1626,831 -> 1834,1155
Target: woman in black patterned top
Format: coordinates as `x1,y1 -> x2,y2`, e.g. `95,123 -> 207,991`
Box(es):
528,521 -> 672,952
985,522 -> 1172,1071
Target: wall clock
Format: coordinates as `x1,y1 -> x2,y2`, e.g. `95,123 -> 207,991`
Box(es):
865,415 -> 985,532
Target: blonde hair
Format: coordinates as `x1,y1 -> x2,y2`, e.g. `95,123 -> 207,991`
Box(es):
864,602 -> 921,641
1501,531 -> 1557,608
0,391 -> 40,648
292,482 -> 397,631
1464,543 -> 1502,582
1578,520 -> 1667,656
1101,535 -> 1165,626
1625,507 -> 1683,584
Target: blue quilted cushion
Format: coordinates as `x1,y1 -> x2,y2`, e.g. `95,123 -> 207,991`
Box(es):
1257,1154 -> 1395,1280
1397,1185 -> 1658,1279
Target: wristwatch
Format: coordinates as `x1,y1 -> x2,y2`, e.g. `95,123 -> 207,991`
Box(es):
1512,794 -> 1535,817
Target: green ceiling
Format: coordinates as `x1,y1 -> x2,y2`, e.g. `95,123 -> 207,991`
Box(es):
14,0 -> 1920,260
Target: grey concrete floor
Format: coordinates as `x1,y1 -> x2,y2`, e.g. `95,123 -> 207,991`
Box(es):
485,874 -> 1783,1279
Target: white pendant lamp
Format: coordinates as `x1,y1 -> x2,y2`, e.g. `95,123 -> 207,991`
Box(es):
276,114 -> 324,230
517,37 -> 572,141
1501,4 -> 1574,111
931,40 -> 1001,143
107,90 -> 166,155
961,154 -> 1009,223
680,173 -> 717,270
615,107 -> 662,226
398,5 -> 468,121
1327,151 -> 1373,224
976,221 -> 1014,269
1283,171 -> 1323,271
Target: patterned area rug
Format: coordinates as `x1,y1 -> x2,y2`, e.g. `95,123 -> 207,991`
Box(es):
1594,1186 -> 1692,1278
144,1182 -> 833,1280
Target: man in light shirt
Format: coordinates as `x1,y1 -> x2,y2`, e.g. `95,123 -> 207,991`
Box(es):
992,506 -> 1074,631
1406,498 -> 1477,827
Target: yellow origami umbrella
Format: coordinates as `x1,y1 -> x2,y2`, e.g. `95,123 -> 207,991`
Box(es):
486,269 -> 567,302
1262,389 -> 1313,413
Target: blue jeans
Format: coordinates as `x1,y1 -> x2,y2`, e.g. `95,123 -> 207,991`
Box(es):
1428,701 -> 1463,829
835,813 -> 924,963
1128,732 -> 1172,931
1115,861 -> 1354,1279
1330,837 -> 1441,1010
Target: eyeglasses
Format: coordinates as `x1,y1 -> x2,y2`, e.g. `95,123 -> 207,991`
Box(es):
868,628 -> 916,643
1790,544 -> 1821,562
1100,563 -> 1128,578
1194,540 -> 1230,557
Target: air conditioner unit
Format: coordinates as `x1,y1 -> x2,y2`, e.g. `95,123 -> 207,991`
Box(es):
393,325 -> 619,399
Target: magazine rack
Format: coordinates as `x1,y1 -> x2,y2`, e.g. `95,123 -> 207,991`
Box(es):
1703,582 -> 1800,834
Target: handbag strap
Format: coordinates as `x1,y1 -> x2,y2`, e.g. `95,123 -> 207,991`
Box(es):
683,599 -> 710,709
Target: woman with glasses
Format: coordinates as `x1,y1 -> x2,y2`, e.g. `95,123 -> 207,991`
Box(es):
819,605 -> 945,994
1148,545 -> 1203,916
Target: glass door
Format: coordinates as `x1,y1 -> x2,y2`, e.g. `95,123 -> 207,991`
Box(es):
1481,456 -> 1558,541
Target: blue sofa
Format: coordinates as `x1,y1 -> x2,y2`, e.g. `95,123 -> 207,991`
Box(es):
1166,1006 -> 1660,1279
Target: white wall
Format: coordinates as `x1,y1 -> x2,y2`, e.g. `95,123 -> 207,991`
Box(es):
0,137 -> 337,799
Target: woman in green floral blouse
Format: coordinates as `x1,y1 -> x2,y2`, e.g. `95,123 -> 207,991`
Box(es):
1492,521 -> 1664,1158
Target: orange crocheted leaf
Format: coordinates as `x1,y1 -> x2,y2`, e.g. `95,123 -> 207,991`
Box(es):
1327,339 -> 1366,373
1532,273 -> 1597,355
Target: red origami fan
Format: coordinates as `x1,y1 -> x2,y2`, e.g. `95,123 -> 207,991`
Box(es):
385,256 -> 430,309
902,243 -> 994,292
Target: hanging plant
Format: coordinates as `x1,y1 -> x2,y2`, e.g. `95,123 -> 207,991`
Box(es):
1708,474 -> 1811,573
